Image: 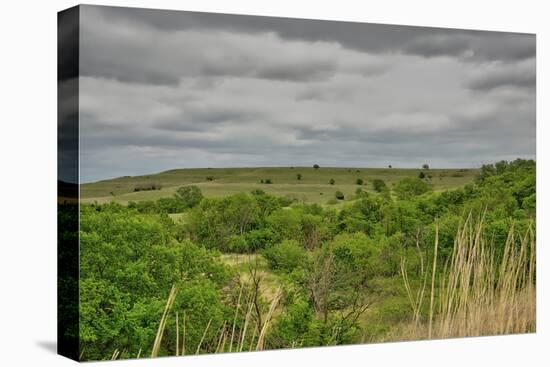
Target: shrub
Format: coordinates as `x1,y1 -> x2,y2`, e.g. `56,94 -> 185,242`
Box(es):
422,163 -> 430,169
418,171 -> 426,179
356,178 -> 364,185
393,177 -> 431,200
335,191 -> 345,200
297,173 -> 302,180
372,179 -> 387,193
133,183 -> 162,192
227,235 -> 250,253
245,228 -> 278,251
329,179 -> 335,185
263,240 -> 308,273
206,176 -> 214,181
313,164 -> 320,169
265,178 -> 273,184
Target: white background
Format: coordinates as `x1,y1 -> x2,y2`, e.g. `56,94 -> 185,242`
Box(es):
0,0 -> 548,365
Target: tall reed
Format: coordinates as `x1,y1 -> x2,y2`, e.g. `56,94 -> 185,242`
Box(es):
400,215 -> 535,339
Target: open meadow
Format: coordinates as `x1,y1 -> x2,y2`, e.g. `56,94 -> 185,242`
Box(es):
81,167 -> 478,205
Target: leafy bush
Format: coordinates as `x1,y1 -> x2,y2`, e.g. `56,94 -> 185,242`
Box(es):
372,179 -> 387,193
393,177 -> 431,200
263,240 -> 308,273
335,191 -> 345,200
356,178 -> 364,185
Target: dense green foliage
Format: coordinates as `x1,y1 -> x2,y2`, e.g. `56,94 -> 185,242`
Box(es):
79,159 -> 535,360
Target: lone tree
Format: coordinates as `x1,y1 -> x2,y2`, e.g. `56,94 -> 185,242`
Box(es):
297,173 -> 302,180
356,178 -> 364,185
174,185 -> 203,208
422,163 -> 430,170
329,178 -> 335,185
313,164 -> 320,169
388,165 -> 392,169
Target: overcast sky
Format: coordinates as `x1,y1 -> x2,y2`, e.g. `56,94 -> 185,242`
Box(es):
75,5 -> 536,183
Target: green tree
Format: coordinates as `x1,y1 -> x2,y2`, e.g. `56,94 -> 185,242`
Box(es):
174,185 -> 204,209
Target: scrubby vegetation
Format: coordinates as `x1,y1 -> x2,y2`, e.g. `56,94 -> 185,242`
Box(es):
133,183 -> 162,192
77,159 -> 535,360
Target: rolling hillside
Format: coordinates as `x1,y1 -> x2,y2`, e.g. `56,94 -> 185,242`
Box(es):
81,166 -> 479,205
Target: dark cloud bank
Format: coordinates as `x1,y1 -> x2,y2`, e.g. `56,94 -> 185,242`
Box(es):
75,5 -> 536,183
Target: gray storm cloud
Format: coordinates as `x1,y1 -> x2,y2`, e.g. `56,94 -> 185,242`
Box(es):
76,5 -> 535,183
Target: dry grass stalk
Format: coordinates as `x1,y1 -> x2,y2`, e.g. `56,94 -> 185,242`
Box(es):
181,310 -> 186,355
229,283 -> 244,352
195,318 -> 212,354
256,287 -> 282,350
151,285 -> 178,357
175,311 -> 179,356
239,295 -> 255,352
399,215 -> 535,340
401,231 -> 429,327
428,225 -> 439,339
215,321 -> 227,353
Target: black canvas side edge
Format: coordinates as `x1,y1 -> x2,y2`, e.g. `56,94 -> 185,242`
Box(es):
58,5 -> 80,361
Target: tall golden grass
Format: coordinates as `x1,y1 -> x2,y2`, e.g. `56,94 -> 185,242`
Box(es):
125,282 -> 283,359
400,215 -> 536,340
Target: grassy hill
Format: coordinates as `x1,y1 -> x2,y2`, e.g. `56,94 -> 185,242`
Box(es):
80,166 -> 479,205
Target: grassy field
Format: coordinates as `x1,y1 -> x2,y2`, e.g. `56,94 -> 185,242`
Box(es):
81,166 -> 479,204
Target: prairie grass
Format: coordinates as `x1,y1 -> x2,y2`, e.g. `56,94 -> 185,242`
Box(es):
399,214 -> 535,340
124,278 -> 284,360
